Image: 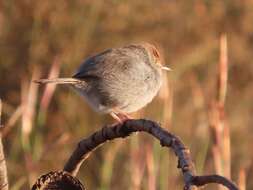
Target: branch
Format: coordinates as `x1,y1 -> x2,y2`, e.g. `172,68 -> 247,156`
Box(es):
63,119 -> 238,190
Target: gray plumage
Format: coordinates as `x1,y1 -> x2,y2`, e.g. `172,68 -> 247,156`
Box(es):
35,43 -> 169,117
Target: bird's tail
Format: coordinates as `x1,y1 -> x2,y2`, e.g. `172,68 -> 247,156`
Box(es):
33,78 -> 80,85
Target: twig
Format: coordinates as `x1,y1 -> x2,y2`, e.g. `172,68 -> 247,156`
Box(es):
63,119 -> 238,190
192,175 -> 237,189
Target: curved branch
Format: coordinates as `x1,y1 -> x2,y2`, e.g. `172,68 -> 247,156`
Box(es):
191,175 -> 238,189
63,119 -> 238,190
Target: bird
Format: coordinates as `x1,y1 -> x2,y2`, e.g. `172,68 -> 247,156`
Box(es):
34,43 -> 171,122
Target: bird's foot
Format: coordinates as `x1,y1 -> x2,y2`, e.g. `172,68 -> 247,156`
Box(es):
110,112 -> 131,124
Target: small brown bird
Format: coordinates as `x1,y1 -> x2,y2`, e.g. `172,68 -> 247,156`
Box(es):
34,43 -> 170,122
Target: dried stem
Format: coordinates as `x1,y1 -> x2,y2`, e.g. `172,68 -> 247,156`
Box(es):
209,34 -> 231,188
40,56 -> 61,111
218,34 -> 228,106
0,99 -> 9,190
63,119 -> 238,190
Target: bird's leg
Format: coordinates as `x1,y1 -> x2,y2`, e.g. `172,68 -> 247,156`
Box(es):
110,111 -> 132,124
110,112 -> 123,123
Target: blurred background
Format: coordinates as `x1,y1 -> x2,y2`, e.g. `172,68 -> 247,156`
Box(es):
0,0 -> 253,189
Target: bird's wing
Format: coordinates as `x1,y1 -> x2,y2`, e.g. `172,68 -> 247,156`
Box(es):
72,45 -> 146,80
72,48 -> 116,79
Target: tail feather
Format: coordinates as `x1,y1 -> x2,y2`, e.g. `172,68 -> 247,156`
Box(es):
33,78 -> 80,84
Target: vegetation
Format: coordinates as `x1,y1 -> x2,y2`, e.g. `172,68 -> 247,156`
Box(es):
0,1 -> 252,189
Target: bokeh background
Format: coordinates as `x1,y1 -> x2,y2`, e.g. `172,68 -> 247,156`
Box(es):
0,0 -> 253,189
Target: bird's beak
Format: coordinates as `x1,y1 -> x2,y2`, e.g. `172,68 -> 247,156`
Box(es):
161,66 -> 172,71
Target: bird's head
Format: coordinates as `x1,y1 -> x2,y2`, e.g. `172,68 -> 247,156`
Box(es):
142,43 -> 171,72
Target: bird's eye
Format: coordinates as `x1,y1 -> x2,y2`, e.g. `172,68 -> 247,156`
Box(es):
152,47 -> 160,60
